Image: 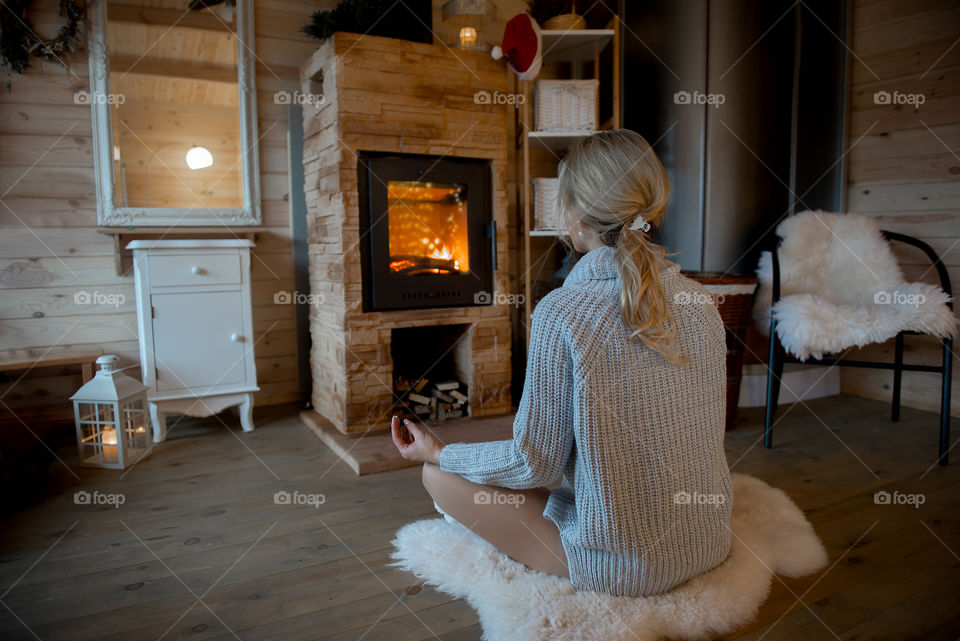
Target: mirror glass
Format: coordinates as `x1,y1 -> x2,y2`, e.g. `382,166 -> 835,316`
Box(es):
108,0 -> 242,209
89,0 -> 260,226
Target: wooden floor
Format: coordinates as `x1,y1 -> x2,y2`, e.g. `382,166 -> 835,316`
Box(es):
1,395 -> 958,641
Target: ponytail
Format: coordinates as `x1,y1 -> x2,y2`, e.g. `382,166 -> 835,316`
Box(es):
615,232 -> 686,366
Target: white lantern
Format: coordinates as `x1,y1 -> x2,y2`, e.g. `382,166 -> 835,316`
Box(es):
71,355 -> 152,469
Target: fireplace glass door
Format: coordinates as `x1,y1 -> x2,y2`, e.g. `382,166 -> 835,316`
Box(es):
359,153 -> 494,311
387,181 -> 470,276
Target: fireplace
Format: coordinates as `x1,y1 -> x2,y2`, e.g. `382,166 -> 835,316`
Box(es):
358,153 -> 494,311
299,32 -> 513,436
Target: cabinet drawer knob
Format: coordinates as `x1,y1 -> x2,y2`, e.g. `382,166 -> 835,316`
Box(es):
191,265 -> 202,275
230,333 -> 242,342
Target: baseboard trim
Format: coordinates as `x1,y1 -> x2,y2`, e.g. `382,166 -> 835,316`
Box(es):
738,363 -> 841,407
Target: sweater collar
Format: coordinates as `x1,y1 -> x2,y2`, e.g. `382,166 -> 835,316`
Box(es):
564,245 -> 681,286
565,246 -> 618,285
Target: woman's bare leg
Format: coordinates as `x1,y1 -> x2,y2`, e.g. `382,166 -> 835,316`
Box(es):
421,463 -> 569,578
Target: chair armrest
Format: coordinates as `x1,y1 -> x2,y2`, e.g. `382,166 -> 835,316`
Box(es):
881,230 -> 953,309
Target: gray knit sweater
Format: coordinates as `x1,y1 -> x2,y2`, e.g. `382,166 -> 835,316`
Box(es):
439,245 -> 732,597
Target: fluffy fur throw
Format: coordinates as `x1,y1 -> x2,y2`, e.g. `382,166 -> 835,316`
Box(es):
754,211 -> 958,360
391,474 -> 827,641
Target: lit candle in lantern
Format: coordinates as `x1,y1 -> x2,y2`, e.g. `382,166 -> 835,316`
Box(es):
102,427 -> 118,464
459,26 -> 477,48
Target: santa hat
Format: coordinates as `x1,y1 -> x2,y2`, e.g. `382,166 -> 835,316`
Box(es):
491,13 -> 542,82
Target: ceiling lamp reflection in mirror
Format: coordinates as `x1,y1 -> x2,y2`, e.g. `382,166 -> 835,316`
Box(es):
186,146 -> 214,170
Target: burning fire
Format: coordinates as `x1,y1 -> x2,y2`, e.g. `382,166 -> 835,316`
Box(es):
387,181 -> 469,275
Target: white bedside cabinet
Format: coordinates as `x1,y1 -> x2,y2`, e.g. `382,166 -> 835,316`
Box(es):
127,240 -> 259,442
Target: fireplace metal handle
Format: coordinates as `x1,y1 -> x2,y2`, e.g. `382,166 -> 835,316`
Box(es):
487,221 -> 497,273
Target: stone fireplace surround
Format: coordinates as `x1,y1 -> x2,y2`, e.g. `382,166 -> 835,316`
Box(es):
300,33 -> 513,434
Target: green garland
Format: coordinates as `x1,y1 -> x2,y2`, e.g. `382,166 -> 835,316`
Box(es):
302,0 -> 428,44
1,0 -> 86,75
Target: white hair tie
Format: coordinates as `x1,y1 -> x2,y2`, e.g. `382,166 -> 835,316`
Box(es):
628,215 -> 651,232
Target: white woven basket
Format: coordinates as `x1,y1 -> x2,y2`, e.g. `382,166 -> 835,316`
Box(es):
534,80 -> 598,131
533,178 -> 563,231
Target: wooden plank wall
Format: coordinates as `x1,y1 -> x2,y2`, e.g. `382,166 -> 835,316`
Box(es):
0,0 -> 343,412
843,0 -> 960,416
0,0 -> 534,421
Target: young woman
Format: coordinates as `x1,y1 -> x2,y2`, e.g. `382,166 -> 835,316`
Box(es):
391,129 -> 732,598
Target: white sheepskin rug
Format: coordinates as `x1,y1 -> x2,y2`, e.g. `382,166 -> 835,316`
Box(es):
391,474 -> 827,641
754,210 -> 958,360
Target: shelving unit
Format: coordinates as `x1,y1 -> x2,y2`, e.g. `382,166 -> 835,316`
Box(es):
541,29 -> 617,63
519,24 -> 619,343
527,130 -> 595,151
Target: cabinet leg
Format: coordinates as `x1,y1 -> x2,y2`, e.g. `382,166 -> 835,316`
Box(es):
149,403 -> 167,443
239,394 -> 255,432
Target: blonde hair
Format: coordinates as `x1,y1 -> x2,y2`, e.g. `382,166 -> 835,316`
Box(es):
558,129 -> 686,366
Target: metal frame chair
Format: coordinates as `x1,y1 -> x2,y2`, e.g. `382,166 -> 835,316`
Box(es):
763,230 -> 954,465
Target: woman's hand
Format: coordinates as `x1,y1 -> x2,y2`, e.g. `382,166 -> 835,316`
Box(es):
390,416 -> 444,465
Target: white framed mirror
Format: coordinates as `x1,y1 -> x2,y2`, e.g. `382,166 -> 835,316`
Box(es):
87,0 -> 261,226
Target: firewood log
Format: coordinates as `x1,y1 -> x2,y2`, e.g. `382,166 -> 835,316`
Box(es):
432,389 -> 455,403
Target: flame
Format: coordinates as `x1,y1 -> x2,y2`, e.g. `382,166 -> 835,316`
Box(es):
387,181 -> 469,274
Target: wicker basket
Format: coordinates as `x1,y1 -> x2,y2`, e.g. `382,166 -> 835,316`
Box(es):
544,13 -> 587,30
682,272 -> 758,327
535,80 -> 598,132
682,271 -> 758,430
533,178 -> 563,230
